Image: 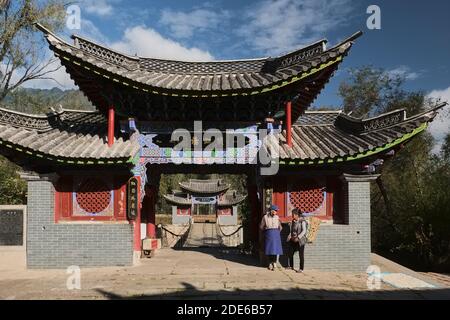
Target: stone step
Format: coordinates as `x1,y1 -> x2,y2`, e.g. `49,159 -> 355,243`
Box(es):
184,223 -> 222,248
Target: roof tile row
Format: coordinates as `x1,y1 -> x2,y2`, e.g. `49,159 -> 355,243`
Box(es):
0,104 -> 444,165
36,23 -> 358,94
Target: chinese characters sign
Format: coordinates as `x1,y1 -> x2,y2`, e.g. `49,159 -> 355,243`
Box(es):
127,177 -> 139,220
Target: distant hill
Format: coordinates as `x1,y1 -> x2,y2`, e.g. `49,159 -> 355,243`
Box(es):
1,87 -> 95,114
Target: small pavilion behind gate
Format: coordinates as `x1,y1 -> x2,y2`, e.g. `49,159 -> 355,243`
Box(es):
164,178 -> 246,225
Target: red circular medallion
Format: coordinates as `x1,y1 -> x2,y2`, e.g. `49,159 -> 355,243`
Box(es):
76,178 -> 111,214
290,188 -> 324,213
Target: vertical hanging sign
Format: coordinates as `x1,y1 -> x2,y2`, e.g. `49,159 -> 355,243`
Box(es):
264,183 -> 273,216
127,177 -> 139,220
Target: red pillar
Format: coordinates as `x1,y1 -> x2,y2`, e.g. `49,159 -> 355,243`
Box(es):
286,101 -> 292,147
108,105 -> 115,147
133,177 -> 141,251
146,185 -> 156,238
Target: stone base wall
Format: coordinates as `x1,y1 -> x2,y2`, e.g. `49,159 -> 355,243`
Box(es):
278,176 -> 373,272
280,224 -> 370,272
27,180 -> 133,269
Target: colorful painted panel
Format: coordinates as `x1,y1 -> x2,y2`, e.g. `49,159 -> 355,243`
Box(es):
129,124 -> 261,166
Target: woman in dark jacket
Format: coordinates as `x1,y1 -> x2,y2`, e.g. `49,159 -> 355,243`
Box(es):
286,208 -> 307,273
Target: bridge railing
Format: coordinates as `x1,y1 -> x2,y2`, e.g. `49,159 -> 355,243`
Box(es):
215,221 -> 243,247
158,217 -> 192,248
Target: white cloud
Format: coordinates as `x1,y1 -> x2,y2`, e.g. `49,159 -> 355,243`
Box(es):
84,0 -> 114,17
160,8 -> 229,39
237,0 -> 353,56
426,86 -> 450,154
111,26 -> 214,61
386,66 -> 420,81
13,22 -> 214,92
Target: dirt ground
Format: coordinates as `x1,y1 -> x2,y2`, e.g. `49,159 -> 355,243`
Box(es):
0,248 -> 449,300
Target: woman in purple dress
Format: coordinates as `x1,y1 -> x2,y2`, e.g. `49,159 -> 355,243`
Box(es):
259,205 -> 283,271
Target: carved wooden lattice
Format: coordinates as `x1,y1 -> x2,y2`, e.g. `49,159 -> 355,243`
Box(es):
140,58 -> 264,74
76,178 -> 111,213
77,38 -> 139,70
289,188 -> 324,213
278,44 -> 323,68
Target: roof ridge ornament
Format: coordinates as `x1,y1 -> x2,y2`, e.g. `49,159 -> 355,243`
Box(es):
73,36 -> 140,71
335,109 -> 407,133
34,23 -> 363,118
261,40 -> 327,73
328,31 -> 363,50
334,102 -> 447,134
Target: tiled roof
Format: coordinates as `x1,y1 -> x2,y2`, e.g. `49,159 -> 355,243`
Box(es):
294,110 -> 342,125
179,179 -> 230,194
163,194 -> 192,206
164,189 -> 246,206
35,23 -> 361,95
273,105 -> 446,163
218,191 -> 247,207
0,107 -> 139,165
0,103 -> 444,166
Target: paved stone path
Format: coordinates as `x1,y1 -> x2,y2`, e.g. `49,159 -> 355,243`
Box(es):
0,248 -> 449,300
419,273 -> 450,287
184,223 -> 221,247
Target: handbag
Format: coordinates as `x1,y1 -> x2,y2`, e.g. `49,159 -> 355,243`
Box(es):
298,235 -> 307,246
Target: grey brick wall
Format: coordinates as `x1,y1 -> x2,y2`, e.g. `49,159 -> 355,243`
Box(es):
280,178 -> 372,272
172,207 -> 191,224
217,213 -> 238,225
27,179 -> 134,269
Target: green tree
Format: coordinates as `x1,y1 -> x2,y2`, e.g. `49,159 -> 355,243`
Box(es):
0,0 -> 68,206
340,66 -> 406,118
340,66 -> 450,271
4,87 -> 94,113
442,133 -> 450,161
0,156 -> 27,204
0,0 -> 66,102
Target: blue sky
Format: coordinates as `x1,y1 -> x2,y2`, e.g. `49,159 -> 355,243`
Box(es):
30,0 -> 450,148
